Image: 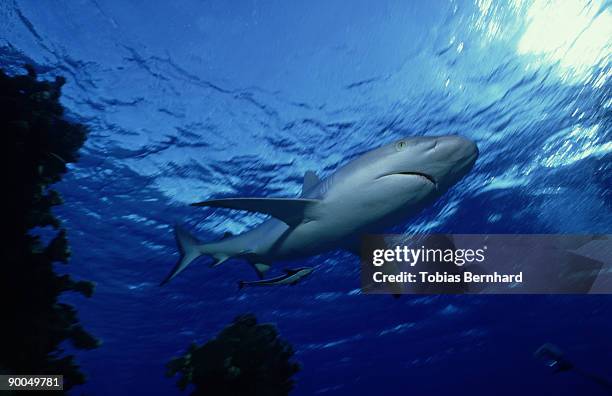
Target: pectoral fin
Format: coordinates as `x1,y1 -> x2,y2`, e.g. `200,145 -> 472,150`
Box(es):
191,197 -> 320,227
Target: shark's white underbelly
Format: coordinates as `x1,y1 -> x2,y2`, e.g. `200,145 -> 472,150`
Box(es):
254,190 -> 437,260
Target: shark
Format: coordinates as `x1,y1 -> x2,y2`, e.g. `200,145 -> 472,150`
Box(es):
160,135 -> 478,285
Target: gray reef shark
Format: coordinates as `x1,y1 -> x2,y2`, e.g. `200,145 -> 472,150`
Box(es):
238,268 -> 314,289
161,135 -> 478,285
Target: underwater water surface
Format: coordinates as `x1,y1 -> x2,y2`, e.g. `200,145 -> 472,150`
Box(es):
1,0 -> 611,395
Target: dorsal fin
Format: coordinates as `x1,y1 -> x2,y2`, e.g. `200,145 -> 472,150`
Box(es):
221,231 -> 233,240
302,171 -> 320,196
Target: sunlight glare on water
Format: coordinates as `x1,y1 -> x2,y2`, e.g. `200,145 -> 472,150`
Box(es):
539,124 -> 612,168
517,0 -> 612,83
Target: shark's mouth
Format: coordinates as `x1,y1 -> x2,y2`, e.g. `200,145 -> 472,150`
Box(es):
379,171 -> 438,188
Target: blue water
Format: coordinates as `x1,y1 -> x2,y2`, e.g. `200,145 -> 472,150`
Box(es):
2,0 -> 612,395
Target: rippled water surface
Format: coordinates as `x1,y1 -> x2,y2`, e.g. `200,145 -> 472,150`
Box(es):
2,0 -> 611,395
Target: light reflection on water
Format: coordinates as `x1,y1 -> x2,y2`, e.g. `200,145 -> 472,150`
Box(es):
472,0 -> 611,85
517,0 -> 611,83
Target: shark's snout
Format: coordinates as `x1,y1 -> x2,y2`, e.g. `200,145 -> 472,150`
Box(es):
387,135 -> 478,190
406,135 -> 478,191
434,135 -> 478,163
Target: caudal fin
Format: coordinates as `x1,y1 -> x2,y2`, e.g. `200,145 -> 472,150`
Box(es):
160,225 -> 204,286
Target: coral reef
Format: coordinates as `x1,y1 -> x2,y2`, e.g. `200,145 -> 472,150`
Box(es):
1,65 -> 99,392
167,314 -> 300,396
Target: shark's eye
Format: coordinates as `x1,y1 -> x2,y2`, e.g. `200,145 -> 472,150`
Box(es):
395,140 -> 408,151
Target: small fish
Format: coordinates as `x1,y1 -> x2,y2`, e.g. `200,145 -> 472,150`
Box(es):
238,267 -> 314,289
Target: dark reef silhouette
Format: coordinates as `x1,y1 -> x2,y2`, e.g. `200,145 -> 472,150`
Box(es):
167,314 -> 300,396
1,65 -> 99,392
